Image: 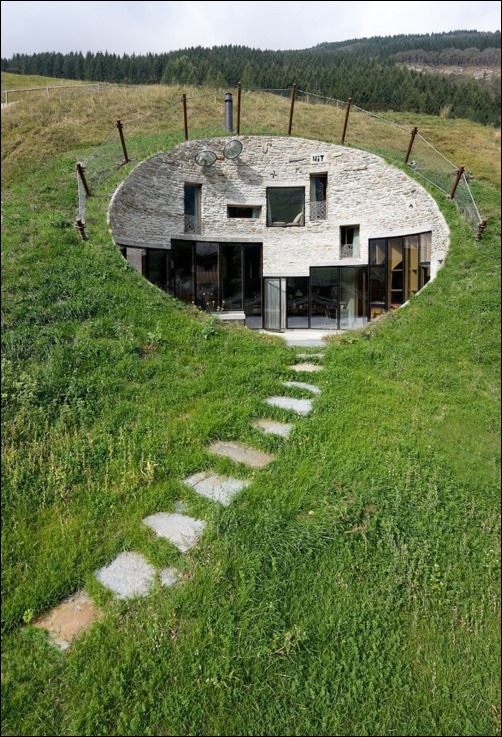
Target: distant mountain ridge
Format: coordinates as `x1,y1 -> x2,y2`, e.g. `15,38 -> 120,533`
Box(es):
2,30 -> 500,125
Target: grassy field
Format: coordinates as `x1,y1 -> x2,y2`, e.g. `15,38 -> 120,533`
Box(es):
1,82 -> 500,736
1,71 -> 90,89
1,71 -> 111,105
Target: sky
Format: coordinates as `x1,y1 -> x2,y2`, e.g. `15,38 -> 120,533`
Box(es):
1,0 -> 500,58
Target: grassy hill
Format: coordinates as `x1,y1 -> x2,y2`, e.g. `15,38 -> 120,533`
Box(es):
1,71 -> 88,89
1,82 -> 500,736
3,31 -> 501,125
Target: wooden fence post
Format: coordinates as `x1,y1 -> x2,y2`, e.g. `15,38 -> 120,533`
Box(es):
75,219 -> 88,240
475,219 -> 488,240
288,84 -> 297,135
450,166 -> 465,199
76,163 -> 91,196
405,126 -> 418,164
116,120 -> 130,163
341,97 -> 352,144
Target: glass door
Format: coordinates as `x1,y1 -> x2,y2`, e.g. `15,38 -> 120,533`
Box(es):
263,278 -> 282,331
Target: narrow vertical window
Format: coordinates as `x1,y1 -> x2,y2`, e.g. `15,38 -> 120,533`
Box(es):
340,225 -> 360,258
184,184 -> 201,234
310,174 -> 327,220
404,235 -> 419,298
419,231 -> 431,288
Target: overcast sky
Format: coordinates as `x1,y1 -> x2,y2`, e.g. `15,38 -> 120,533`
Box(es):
1,0 -> 500,58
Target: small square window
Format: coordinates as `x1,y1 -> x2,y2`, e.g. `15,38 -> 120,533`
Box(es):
341,225 -> 360,258
227,205 -> 261,219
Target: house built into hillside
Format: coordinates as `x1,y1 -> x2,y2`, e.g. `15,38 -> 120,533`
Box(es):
108,136 -> 449,330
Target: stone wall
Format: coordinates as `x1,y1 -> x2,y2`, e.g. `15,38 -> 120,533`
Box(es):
109,136 -> 449,277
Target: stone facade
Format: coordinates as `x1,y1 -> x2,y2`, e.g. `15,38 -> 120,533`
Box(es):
109,135 -> 449,279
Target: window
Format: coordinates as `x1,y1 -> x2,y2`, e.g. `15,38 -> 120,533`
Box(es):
368,231 -> 432,318
184,184 -> 201,233
146,249 -> 168,290
389,237 -> 404,307
267,187 -> 304,227
404,235 -> 419,298
419,231 -> 431,289
227,205 -> 261,219
168,240 -> 262,318
310,174 -> 327,220
341,225 -> 360,258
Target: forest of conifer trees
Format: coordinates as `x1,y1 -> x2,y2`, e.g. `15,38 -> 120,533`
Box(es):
2,30 -> 500,125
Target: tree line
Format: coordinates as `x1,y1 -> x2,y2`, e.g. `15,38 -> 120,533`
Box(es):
2,30 -> 500,126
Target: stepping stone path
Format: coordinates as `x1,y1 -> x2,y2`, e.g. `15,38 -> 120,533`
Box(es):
159,568 -> 181,587
143,512 -> 206,552
33,336 -> 327,649
252,419 -> 293,438
183,471 -> 250,506
265,396 -> 313,415
207,440 -> 275,468
290,362 -> 323,372
95,551 -> 156,600
282,380 -> 321,394
33,590 -> 103,650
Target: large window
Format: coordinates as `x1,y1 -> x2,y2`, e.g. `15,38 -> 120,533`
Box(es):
145,249 -> 168,290
310,174 -> 327,220
221,244 -> 242,310
286,277 -> 309,328
267,187 -> 305,227
310,266 -> 367,330
168,240 -> 262,317
184,184 -> 201,234
369,232 -> 431,318
195,242 -> 218,310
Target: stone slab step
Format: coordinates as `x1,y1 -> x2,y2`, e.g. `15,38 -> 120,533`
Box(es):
183,471 -> 250,506
207,441 -> 275,468
143,512 -> 206,553
95,551 -> 156,600
252,419 -> 293,438
265,396 -> 313,415
159,567 -> 182,587
290,362 -> 323,372
282,380 -> 321,394
33,590 -> 103,650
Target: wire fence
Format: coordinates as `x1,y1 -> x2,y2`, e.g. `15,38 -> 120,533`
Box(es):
2,81 -> 122,105
74,84 -> 486,238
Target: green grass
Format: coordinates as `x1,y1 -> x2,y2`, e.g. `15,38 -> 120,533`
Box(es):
1,82 -> 500,736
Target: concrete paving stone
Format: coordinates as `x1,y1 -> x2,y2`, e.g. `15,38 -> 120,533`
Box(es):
143,512 -> 206,553
252,419 -> 293,438
95,552 -> 156,600
289,362 -> 323,372
282,380 -> 321,394
296,352 -> 325,359
265,396 -> 313,415
183,471 -> 250,506
207,441 -> 275,468
260,329 -> 328,348
32,590 -> 103,650
159,568 -> 181,587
